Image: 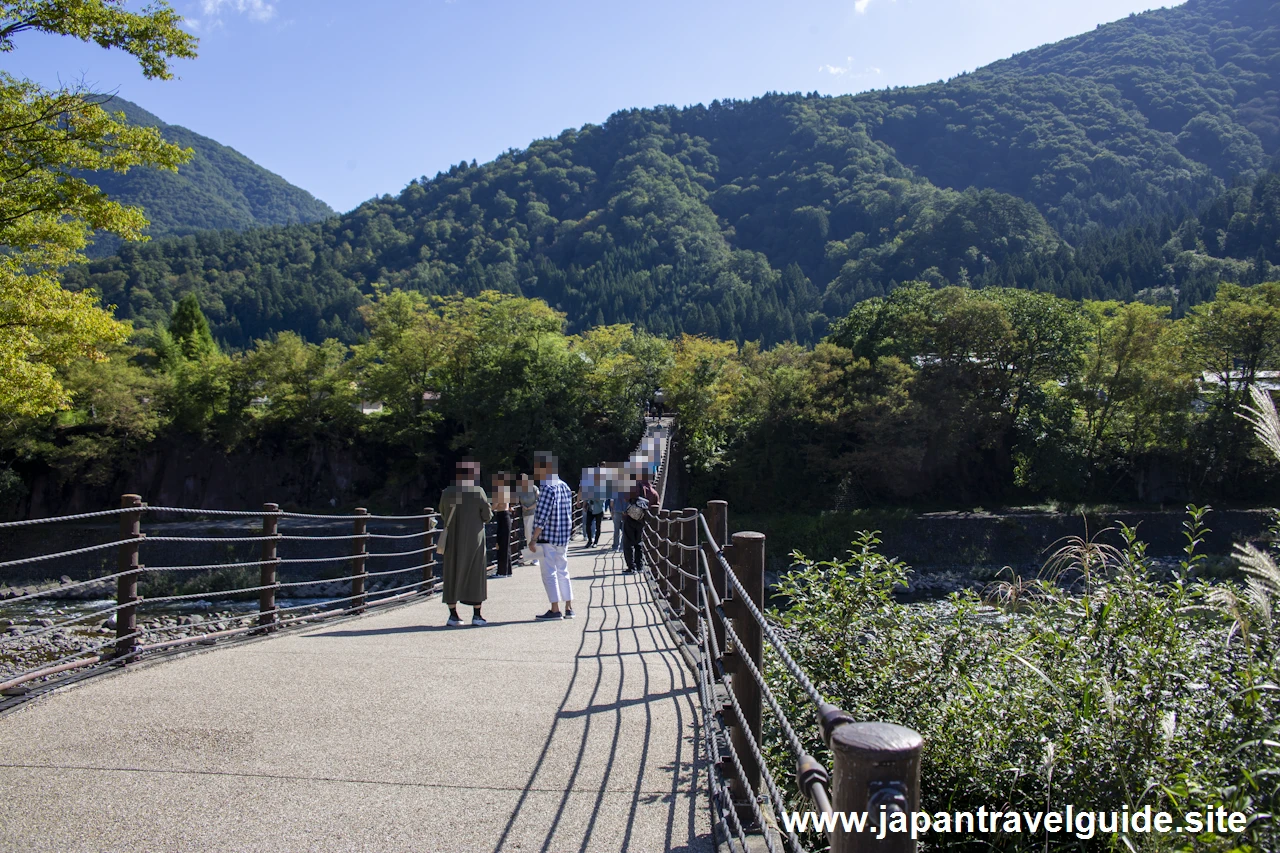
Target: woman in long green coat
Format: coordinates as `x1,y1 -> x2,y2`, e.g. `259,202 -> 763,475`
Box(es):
439,460 -> 493,626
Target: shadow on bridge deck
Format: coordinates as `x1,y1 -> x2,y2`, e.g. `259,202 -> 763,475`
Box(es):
0,520 -> 716,852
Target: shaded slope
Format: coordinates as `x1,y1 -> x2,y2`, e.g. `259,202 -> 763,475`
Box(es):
85,96 -> 334,256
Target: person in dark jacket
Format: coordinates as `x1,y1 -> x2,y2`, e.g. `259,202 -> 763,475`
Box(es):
621,459 -> 659,575
439,460 -> 493,626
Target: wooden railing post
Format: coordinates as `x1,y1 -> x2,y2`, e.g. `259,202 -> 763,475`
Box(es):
114,494 -> 144,661
496,509 -> 512,577
510,507 -> 524,568
725,530 -> 765,812
259,502 -> 279,630
680,507 -> 699,638
350,508 -> 369,612
829,721 -> 923,853
423,508 -> 436,588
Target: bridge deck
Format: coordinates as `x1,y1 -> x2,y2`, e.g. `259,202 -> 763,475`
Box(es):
0,521 -> 715,852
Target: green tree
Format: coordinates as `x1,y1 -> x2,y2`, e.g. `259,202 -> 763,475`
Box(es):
168,292 -> 218,360
0,0 -> 197,418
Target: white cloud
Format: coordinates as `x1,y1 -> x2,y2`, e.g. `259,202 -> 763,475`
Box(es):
819,57 -> 882,80
855,0 -> 898,14
192,0 -> 277,27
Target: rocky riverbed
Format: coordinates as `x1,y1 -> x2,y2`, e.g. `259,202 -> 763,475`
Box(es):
0,575 -> 423,685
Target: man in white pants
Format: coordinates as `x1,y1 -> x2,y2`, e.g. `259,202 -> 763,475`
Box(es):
530,451 -> 575,619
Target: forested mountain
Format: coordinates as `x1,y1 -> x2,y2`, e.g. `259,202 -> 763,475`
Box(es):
83,97 -> 334,257
67,0 -> 1280,347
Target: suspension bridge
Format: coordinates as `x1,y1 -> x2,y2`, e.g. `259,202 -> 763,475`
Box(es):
0,423 -> 923,853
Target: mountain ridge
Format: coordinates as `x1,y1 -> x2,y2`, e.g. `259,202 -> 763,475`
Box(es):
68,0 -> 1280,345
84,96 -> 334,256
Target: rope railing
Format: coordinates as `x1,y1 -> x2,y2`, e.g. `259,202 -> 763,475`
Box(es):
0,506 -> 443,529
0,496 -> 520,699
630,419 -> 922,853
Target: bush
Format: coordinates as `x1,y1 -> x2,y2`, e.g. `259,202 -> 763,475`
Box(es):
769,521 -> 1278,851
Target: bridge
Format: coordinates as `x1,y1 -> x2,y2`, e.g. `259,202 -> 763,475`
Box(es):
0,424 -> 923,853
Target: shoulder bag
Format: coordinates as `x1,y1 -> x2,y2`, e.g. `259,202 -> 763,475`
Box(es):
436,502 -> 458,556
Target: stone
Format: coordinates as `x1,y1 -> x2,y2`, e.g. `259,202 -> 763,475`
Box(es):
59,575 -> 72,584
34,618 -> 54,628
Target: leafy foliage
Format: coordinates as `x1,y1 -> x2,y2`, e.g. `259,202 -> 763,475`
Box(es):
0,291 -> 667,511
0,1 -> 196,418
770,521 -> 1279,851
681,282 -> 1280,509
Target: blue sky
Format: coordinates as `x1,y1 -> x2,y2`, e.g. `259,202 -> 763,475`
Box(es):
5,0 -> 1180,213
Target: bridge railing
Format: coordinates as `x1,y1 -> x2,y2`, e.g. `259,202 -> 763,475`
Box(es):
0,498 -> 524,698
637,425 -> 923,853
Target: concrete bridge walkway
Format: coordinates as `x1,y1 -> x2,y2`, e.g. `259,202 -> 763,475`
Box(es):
0,523 -> 716,852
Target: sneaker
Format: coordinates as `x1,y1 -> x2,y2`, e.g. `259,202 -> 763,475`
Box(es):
564,608 -> 576,619
535,609 -> 563,620
471,616 -> 488,627
446,615 -> 463,627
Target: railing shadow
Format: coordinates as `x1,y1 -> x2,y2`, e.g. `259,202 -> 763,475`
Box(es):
489,543 -> 709,853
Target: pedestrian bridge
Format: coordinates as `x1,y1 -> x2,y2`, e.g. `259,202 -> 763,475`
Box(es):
0,422 -> 922,853
0,521 -> 714,852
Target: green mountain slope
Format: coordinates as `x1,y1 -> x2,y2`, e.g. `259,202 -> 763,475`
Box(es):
68,0 -> 1280,346
84,97 -> 334,256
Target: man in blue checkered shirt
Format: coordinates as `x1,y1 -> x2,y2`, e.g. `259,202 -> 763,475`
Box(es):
530,451 -> 575,619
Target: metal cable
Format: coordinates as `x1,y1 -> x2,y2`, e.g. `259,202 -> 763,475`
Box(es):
145,559 -> 277,573
274,575 -> 362,589
271,580 -> 429,614
720,613 -> 808,767
364,531 -> 430,540
280,511 -> 438,521
0,538 -> 139,570
720,673 -> 805,853
0,600 -> 138,646
140,583 -> 282,605
697,616 -> 752,853
142,506 -> 277,518
271,563 -> 427,589
361,563 -> 431,580
146,507 -> 440,522
0,507 -> 141,528
143,534 -> 280,544
716,714 -> 783,853
704,518 -> 825,711
0,568 -> 139,605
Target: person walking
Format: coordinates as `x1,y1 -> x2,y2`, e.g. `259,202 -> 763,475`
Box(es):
610,468 -> 630,552
492,471 -> 513,577
621,461 -> 659,575
530,451 -> 575,620
585,494 -> 605,546
516,472 -> 539,566
439,460 -> 493,626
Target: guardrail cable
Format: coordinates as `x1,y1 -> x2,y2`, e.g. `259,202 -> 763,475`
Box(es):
0,498 -> 513,697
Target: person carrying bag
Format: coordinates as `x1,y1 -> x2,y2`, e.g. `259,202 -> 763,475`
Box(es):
621,460 -> 658,575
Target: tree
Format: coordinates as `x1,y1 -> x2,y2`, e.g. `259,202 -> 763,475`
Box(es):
0,0 -> 197,418
168,292 -> 217,360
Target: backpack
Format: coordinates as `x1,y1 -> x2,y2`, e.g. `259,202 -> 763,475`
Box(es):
625,496 -> 649,521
